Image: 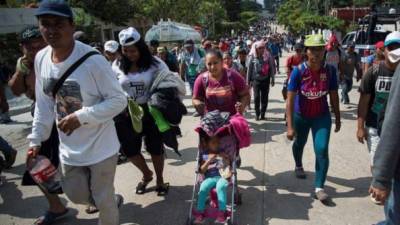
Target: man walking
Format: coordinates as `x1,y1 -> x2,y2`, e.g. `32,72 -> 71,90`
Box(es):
28,1 -> 127,225
369,46 -> 400,225
340,42 -> 362,104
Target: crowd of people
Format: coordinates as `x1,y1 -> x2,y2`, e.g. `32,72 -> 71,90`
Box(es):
0,0 -> 399,225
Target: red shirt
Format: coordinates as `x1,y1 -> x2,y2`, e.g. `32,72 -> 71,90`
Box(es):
286,54 -> 304,78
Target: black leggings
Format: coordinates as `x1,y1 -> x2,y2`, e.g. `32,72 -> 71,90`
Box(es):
253,78 -> 270,117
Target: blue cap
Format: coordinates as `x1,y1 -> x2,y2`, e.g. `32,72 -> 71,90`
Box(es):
35,0 -> 73,18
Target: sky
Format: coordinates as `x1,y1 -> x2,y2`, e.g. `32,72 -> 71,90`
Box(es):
256,0 -> 265,7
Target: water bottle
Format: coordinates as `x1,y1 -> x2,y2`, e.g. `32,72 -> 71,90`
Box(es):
27,154 -> 63,194
148,105 -> 171,132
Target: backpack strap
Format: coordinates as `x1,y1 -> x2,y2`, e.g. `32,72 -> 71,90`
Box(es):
52,51 -> 99,98
202,69 -> 235,92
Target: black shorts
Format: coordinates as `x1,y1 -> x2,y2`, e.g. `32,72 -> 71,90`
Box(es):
22,123 -> 60,186
114,104 -> 164,157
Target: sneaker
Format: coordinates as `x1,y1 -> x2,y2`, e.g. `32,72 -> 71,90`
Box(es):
215,211 -> 226,224
4,149 -> 17,169
315,189 -> 329,202
194,213 -> 205,224
193,112 -> 200,117
294,167 -> 306,179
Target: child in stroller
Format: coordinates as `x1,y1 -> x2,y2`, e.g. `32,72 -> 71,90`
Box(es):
188,110 -> 249,225
195,129 -> 232,224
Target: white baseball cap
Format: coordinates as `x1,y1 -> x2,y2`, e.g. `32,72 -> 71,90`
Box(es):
384,31 -> 400,47
118,27 -> 141,46
104,40 -> 119,53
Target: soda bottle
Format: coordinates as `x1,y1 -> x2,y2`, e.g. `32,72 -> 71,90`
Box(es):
27,154 -> 62,194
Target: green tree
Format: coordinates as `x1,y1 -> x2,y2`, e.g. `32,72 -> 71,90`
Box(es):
70,0 -> 135,25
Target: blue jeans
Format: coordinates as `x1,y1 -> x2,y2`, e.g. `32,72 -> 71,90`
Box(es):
341,78 -> 353,103
292,113 -> 332,188
377,178 -> 400,225
0,136 -> 14,156
197,176 -> 229,212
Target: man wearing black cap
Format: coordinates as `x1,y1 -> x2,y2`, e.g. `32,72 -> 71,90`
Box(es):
28,1 -> 127,225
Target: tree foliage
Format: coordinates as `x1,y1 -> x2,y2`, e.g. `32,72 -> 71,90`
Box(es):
277,0 -> 345,34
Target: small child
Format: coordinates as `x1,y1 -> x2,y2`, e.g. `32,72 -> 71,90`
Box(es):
195,130 -> 232,224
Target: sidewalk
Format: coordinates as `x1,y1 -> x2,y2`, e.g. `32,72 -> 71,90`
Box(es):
0,51 -> 383,225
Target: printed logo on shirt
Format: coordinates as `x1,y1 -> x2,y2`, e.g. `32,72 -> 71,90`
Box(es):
129,81 -> 145,99
300,71 -> 329,100
55,80 -> 83,120
372,76 -> 392,114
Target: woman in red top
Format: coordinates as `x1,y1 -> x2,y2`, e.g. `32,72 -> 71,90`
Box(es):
282,43 -> 305,100
192,50 -> 250,116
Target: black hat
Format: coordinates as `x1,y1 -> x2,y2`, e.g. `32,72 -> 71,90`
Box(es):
150,39 -> 159,47
294,43 -> 304,50
20,26 -> 41,43
184,39 -> 195,47
35,0 -> 73,18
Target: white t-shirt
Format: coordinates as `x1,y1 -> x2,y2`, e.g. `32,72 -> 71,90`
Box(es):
113,57 -> 168,104
28,41 -> 127,166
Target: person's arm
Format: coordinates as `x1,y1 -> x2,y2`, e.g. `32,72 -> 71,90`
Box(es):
246,57 -> 254,86
328,66 -> 341,132
269,54 -> 276,86
286,91 -> 296,140
356,53 -> 363,81
192,75 -> 206,116
357,94 -> 371,143
8,58 -> 28,96
286,68 -> 300,140
8,70 -> 27,96
370,69 -> 400,202
27,57 -> 56,151
73,55 -> 127,126
199,154 -> 216,174
329,90 -> 341,132
357,67 -> 374,143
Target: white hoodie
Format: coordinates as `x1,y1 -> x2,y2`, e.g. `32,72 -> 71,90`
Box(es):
28,41 -> 127,166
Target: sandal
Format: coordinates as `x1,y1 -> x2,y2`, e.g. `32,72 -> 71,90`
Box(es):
85,194 -> 123,215
34,209 -> 69,225
85,205 -> 99,214
155,183 -> 170,196
136,177 -> 153,195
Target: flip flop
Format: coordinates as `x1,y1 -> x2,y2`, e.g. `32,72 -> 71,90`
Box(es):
34,209 -> 69,225
85,194 -> 123,214
136,177 -> 153,195
85,205 -> 99,214
155,183 -> 170,196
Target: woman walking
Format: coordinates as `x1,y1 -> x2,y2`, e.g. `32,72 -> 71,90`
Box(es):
286,34 -> 341,202
247,41 -> 276,120
113,27 -> 170,196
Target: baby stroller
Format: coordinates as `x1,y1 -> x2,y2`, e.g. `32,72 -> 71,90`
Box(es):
186,110 -> 250,225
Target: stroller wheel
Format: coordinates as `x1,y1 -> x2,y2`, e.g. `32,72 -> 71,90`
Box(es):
234,193 -> 242,205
